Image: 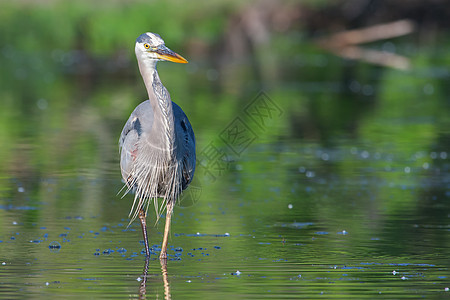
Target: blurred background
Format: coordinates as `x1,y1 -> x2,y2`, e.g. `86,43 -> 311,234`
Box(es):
0,0 -> 449,298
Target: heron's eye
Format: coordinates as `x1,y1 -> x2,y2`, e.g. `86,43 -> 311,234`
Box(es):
144,43 -> 150,49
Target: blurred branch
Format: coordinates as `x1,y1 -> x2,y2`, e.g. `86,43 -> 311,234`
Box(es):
317,19 -> 416,70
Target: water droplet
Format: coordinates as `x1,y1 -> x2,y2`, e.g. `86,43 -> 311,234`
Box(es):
49,241 -> 61,253
306,171 -> 315,178
37,98 -> 48,110
103,249 -> 113,255
382,41 -> 396,53
361,151 -> 370,159
349,80 -> 361,93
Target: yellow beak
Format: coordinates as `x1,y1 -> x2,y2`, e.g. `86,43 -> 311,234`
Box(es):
154,46 -> 188,64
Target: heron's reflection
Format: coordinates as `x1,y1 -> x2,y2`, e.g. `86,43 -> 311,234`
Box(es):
139,257 -> 171,299
160,259 -> 171,300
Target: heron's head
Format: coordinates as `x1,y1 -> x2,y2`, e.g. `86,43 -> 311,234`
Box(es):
135,32 -> 188,64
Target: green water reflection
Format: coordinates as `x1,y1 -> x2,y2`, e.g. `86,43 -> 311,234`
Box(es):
0,1 -> 449,299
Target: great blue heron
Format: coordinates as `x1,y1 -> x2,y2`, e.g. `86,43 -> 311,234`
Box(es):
119,32 -> 195,260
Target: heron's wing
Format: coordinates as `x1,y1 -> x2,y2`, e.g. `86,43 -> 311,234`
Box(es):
119,118 -> 141,184
172,102 -> 196,190
119,101 -> 153,184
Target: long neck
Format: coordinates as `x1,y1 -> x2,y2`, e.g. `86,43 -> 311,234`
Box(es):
137,58 -> 160,101
138,58 -> 176,155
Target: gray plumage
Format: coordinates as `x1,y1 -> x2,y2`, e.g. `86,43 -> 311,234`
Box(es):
119,32 -> 195,259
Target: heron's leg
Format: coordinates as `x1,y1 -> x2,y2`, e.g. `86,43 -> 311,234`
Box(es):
139,208 -> 150,257
160,201 -> 174,260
